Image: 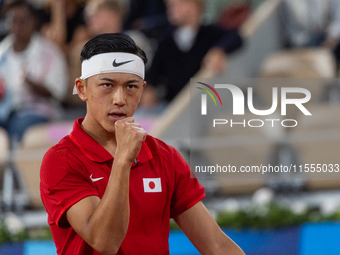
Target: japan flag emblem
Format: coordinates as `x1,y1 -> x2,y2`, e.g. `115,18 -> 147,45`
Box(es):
143,178 -> 162,192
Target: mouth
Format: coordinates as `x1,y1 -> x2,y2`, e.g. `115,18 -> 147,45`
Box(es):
108,112 -> 126,121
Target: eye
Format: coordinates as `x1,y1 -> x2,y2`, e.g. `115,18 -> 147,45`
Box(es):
127,84 -> 137,90
102,83 -> 113,88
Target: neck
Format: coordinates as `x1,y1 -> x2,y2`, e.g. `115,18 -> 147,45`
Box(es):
81,117 -> 117,156
13,38 -> 30,52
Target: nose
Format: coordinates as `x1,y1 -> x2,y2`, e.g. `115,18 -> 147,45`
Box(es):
112,86 -> 126,106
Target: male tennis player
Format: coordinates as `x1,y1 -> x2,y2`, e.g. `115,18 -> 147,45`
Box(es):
40,33 -> 244,255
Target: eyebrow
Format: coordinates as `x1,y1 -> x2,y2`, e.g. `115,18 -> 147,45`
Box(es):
100,77 -> 140,83
100,78 -> 115,82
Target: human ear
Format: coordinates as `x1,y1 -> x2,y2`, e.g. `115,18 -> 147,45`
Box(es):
138,81 -> 147,104
75,78 -> 88,101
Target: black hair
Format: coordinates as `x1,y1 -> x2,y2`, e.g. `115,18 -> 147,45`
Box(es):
80,33 -> 148,64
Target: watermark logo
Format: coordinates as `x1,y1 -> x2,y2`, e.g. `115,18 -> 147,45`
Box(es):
196,82 -> 312,128
196,82 -> 222,115
199,83 -> 311,116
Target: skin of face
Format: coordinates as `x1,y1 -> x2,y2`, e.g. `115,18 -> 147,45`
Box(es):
87,8 -> 122,35
76,72 -> 146,138
166,0 -> 202,26
7,6 -> 36,43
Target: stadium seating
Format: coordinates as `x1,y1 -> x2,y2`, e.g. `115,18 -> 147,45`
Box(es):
259,48 -> 336,79
14,122 -> 73,209
290,103 -> 340,190
257,47 -> 340,190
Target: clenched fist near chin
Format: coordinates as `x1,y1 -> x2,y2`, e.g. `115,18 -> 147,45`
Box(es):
114,117 -> 147,163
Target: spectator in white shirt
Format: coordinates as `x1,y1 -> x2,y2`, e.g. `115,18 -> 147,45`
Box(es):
0,1 -> 68,147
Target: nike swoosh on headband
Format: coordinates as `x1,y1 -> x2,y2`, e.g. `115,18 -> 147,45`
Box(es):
112,59 -> 134,67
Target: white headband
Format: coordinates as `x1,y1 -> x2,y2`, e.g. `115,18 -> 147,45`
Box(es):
73,52 -> 145,94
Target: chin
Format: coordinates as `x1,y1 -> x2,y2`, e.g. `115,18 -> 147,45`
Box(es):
104,125 -> 116,135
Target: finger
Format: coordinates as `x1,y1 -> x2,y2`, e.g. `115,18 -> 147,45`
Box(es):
133,127 -> 147,138
132,127 -> 146,135
115,117 -> 134,127
134,129 -> 147,141
142,131 -> 147,141
121,117 -> 134,123
127,122 -> 141,127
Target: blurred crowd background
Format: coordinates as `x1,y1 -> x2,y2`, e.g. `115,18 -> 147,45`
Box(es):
1,0 -> 339,148
0,0 -> 340,253
0,0 -> 252,131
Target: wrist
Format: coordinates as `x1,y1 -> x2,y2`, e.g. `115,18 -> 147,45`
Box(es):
115,147 -> 137,163
114,151 -> 134,167
111,158 -> 132,179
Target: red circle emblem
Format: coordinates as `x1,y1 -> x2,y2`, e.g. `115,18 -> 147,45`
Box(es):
149,181 -> 155,189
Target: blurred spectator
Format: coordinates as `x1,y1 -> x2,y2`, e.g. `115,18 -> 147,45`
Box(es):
83,0 -> 153,62
40,0 -> 88,54
204,0 -> 232,24
204,0 -> 266,24
66,0 -> 153,106
84,0 -> 129,36
0,1 -> 68,147
145,0 -> 243,104
282,0 -> 340,67
124,0 -> 170,43
218,0 -> 251,30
